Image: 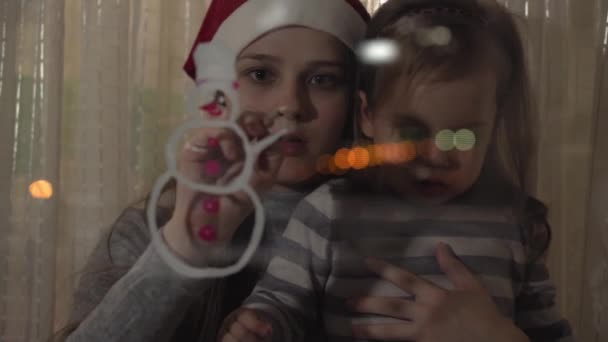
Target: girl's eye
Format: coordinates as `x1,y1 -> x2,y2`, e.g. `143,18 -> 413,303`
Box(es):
248,69 -> 275,83
399,125 -> 430,141
309,74 -> 340,88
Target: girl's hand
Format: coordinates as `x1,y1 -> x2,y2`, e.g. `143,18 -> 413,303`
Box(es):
218,308 -> 273,342
162,112 -> 283,266
349,243 -> 530,342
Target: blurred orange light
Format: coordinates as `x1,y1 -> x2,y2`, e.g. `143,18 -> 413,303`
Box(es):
334,148 -> 351,170
399,141 -> 416,163
29,179 -> 53,199
347,147 -> 370,170
328,156 -> 348,175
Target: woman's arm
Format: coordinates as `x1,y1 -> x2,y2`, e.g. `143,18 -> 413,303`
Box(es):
61,209 -> 211,342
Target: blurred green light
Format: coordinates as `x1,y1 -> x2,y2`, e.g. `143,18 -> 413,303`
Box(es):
435,129 -> 455,151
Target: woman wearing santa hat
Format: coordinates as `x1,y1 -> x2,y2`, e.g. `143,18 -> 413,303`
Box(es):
55,0 -> 369,341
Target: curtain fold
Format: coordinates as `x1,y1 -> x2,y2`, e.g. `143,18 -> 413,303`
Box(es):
0,0 -> 606,341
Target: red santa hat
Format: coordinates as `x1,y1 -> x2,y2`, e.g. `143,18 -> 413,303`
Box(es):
184,0 -> 370,80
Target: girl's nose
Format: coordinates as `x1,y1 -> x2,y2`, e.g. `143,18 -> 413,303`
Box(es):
416,138 -> 452,168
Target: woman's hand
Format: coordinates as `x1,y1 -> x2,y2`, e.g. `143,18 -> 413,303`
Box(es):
349,242 -> 530,342
162,111 -> 283,266
218,308 -> 273,342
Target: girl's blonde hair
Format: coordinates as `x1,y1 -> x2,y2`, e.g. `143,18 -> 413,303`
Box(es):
356,0 -> 551,257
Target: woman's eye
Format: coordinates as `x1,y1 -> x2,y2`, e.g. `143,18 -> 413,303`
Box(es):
248,69 -> 274,83
309,74 -> 340,87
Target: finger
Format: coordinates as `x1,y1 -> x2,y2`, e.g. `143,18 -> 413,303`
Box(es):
237,309 -> 273,338
351,322 -> 417,341
348,296 -> 417,320
365,257 -> 441,299
219,131 -> 243,162
256,142 -> 283,175
436,242 -> 483,291
229,321 -> 263,342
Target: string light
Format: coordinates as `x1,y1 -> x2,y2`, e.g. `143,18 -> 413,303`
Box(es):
29,179 -> 53,199
435,129 -> 455,151
347,147 -> 370,170
357,39 -> 400,64
334,148 -> 351,170
454,129 -> 476,151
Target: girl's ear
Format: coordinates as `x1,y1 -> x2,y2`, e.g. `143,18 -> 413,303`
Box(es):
358,91 -> 375,139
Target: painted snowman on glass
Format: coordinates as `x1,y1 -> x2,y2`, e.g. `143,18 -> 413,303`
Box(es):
146,42 -> 288,279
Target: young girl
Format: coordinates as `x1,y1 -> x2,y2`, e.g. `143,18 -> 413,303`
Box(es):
223,0 -> 574,341
54,0 -> 369,341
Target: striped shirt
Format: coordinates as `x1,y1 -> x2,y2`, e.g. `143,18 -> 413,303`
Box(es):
244,180 -> 574,342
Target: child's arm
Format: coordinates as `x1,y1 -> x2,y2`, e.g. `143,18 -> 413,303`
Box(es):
515,233 -> 575,341
240,197 -> 333,342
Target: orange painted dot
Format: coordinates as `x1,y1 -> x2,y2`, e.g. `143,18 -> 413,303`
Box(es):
334,148 -> 351,170
29,179 -> 53,199
347,147 -> 370,170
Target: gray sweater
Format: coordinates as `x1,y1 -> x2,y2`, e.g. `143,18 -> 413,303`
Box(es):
63,189 -> 308,342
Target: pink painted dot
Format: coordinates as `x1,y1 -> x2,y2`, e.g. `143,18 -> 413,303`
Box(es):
203,197 -> 220,214
198,225 -> 217,241
204,160 -> 221,177
201,102 -> 222,117
233,81 -> 240,89
207,137 -> 220,148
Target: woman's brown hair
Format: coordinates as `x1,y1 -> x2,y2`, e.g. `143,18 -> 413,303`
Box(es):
355,0 -> 551,259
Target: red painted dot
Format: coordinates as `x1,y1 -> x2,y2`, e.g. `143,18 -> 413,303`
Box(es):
198,225 -> 217,241
203,197 -> 220,214
201,102 -> 222,117
233,81 -> 240,89
204,160 -> 221,177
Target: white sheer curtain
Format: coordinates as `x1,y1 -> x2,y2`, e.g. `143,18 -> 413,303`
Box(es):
0,0 -> 209,340
0,0 -> 607,341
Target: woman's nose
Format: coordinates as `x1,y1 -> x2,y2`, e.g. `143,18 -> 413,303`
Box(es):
275,79 -> 309,122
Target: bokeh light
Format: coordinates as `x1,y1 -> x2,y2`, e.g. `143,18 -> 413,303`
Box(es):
370,144 -> 385,166
429,26 -> 452,46
435,129 -> 455,152
328,156 -> 348,175
454,129 -> 476,151
416,26 -> 452,47
357,39 -> 400,65
29,179 -> 53,199
334,148 -> 351,170
347,147 -> 370,170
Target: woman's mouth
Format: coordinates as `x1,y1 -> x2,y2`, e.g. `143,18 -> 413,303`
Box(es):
280,135 -> 307,156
